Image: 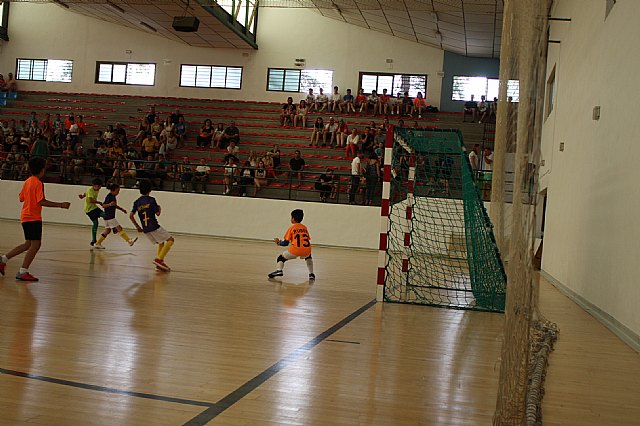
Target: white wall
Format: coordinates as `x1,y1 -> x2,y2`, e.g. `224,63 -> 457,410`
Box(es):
0,180 -> 380,249
540,0 -> 640,337
0,3 -> 444,105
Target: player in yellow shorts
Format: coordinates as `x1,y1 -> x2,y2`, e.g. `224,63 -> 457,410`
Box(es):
268,209 -> 315,281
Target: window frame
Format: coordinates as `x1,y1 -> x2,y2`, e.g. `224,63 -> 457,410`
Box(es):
15,58 -> 73,83
95,61 -> 157,86
179,64 -> 243,90
451,75 -> 520,103
358,72 -> 428,98
0,1 -> 9,41
266,68 -> 302,92
545,66 -> 556,119
266,68 -> 335,94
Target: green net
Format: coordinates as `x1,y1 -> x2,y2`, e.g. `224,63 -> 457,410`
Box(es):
384,128 -> 506,312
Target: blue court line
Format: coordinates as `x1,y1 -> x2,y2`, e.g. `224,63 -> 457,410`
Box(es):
183,299 -> 377,425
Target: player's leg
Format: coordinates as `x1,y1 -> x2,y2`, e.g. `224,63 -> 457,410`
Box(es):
305,254 -> 315,281
268,251 -> 296,278
13,221 -> 43,281
114,225 -> 137,246
95,227 -> 111,249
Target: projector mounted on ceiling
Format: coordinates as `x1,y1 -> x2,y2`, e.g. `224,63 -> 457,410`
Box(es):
172,16 -> 200,32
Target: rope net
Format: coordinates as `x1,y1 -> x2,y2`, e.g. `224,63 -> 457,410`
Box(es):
384,128 -> 506,312
491,0 -> 559,425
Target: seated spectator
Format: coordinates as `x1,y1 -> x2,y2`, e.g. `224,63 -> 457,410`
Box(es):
294,100 -> 308,129
219,121 -> 240,149
489,97 -> 498,121
223,155 -> 239,195
401,91 -> 412,115
77,115 -> 88,141
364,152 -> 381,206
288,150 -> 306,187
336,119 -> 349,148
103,124 -> 114,142
254,159 -> 268,193
0,74 -> 6,92
197,119 -> 214,148
463,95 -> 478,122
175,116 -> 187,147
305,88 -> 316,112
30,135 -> 48,159
374,128 -> 385,146
412,92 -> 427,117
165,129 -> 178,153
247,150 -> 259,167
146,106 -> 157,126
315,169 -> 335,202
69,145 -> 86,184
96,141 -> 109,157
361,127 -> 375,154
329,86 -> 342,113
138,154 -> 158,188
346,128 -> 359,158
5,73 -> 17,92
193,158 -> 211,194
310,116 -> 324,147
239,160 -> 255,197
315,88 -> 328,112
280,97 -> 296,127
361,90 -> 379,114
141,132 -> 157,157
178,157 -> 194,192
114,122 -> 128,145
268,144 -> 281,170
170,108 -> 184,125
227,140 -> 240,156
342,88 -> 356,113
378,89 -> 391,116
355,88 -> 367,112
323,117 -> 338,147
478,95 -> 489,123
392,92 -> 404,116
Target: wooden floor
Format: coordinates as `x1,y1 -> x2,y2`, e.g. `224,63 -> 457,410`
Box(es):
0,220 -> 638,425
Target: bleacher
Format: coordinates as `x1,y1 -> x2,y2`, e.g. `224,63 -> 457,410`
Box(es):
0,91 -> 491,204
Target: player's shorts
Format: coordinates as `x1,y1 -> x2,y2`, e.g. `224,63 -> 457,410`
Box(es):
86,208 -> 103,222
104,218 -> 120,230
22,221 -> 43,241
282,250 -> 312,260
145,226 -> 172,244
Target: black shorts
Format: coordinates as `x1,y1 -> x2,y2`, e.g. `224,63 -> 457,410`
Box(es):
22,221 -> 43,241
87,208 -> 104,222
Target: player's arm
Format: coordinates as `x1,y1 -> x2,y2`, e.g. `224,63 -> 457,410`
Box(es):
78,193 -> 86,199
117,204 -> 127,214
129,211 -> 143,232
273,237 -> 290,246
40,199 -> 70,209
155,203 -> 161,216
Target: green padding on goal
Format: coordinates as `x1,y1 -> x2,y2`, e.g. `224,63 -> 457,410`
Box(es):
383,128 -> 506,312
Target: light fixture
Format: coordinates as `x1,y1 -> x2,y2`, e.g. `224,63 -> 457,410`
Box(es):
106,1 -> 125,14
139,21 -> 157,32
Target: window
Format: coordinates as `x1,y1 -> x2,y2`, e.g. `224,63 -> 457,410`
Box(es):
180,65 -> 242,89
452,76 -> 520,102
96,61 -> 156,86
545,67 -> 556,118
267,68 -> 334,93
0,1 -> 9,41
359,72 -> 427,98
16,58 -> 73,82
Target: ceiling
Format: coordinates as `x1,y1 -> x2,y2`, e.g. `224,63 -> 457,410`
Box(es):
14,0 -> 504,57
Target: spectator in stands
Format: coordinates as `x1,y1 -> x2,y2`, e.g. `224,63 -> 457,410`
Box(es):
165,129 -> 178,154
280,97 -> 296,127
469,144 -> 480,172
378,89 -> 391,116
30,135 -> 48,160
175,116 -> 187,147
310,116 -> 324,147
323,117 -> 338,147
219,121 -> 240,149
315,88 -> 329,112
294,100 -> 308,129
355,88 -> 367,112
238,160 -> 255,197
315,169 -> 335,202
5,73 -> 17,92
223,155 -> 239,195
463,95 -> 479,122
364,152 -> 381,205
254,159 -> 268,193
146,106 -> 156,126
436,154 -> 453,195
178,157 -> 194,192
392,92 -> 404,116
268,144 -> 281,170
289,149 -> 306,187
478,95 -> 489,123
210,122 -> 223,149
0,74 -> 6,92
141,132 -> 157,157
336,119 -> 349,148
374,128 -> 385,147
114,122 -> 128,144
134,117 -> 149,144
103,124 -> 114,143
349,151 -> 365,204
402,91 -> 412,116
193,158 -> 210,194
69,145 -> 86,184
346,128 -> 359,159
412,92 -> 427,118
361,126 -> 375,154
77,115 -> 87,141
362,90 -> 379,114
342,88 -> 356,113
305,88 -> 316,112
482,147 -> 494,172
227,140 -> 240,157
329,86 -> 342,113
197,119 -> 214,148
28,120 -> 41,141
170,108 -> 184,125
27,111 -> 38,127
247,150 -> 259,168
151,116 -> 163,140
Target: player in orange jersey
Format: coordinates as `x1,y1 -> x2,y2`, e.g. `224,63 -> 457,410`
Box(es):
268,209 -> 315,281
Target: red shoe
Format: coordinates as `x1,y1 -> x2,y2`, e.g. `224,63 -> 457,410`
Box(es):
0,261 -> 5,276
153,258 -> 171,272
16,271 -> 39,282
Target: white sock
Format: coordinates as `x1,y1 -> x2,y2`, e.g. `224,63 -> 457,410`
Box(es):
306,257 -> 314,274
1,255 -> 7,263
19,267 -> 28,274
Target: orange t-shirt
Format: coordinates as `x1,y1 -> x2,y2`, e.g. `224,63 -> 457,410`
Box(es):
284,223 -> 312,257
19,176 -> 45,223
414,97 -> 426,107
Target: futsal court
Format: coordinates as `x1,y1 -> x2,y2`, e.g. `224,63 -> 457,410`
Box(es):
0,220 -> 638,425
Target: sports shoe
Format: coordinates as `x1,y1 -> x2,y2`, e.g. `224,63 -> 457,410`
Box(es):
153,258 -> 171,272
16,271 -> 39,282
128,237 -> 138,247
93,244 -> 106,250
90,241 -> 96,247
0,261 -> 5,276
309,273 -> 316,281
268,270 -> 283,279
